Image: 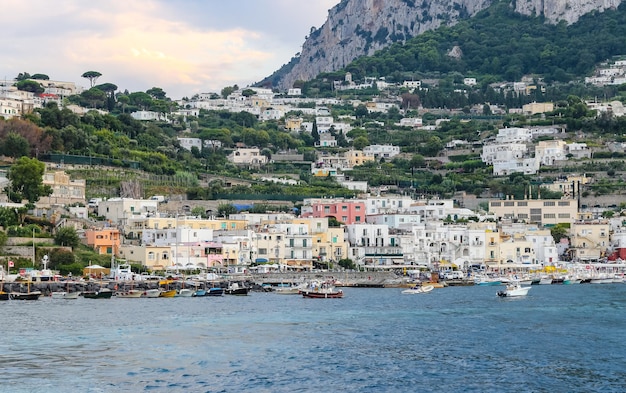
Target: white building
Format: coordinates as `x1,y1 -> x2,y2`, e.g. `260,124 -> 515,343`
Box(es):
363,145 -> 401,159
228,147 -> 268,166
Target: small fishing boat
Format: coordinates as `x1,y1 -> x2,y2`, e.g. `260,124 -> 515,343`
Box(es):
274,285 -> 301,295
0,291 -> 9,301
206,287 -> 224,296
177,288 -> 195,297
301,281 -> 343,299
142,288 -> 162,298
159,289 -> 177,298
497,282 -> 531,298
83,288 -> 113,299
225,282 -> 249,296
116,289 -> 143,298
10,281 -> 42,300
402,284 -> 434,294
193,288 -> 207,297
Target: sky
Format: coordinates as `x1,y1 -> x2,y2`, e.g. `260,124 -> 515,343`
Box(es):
1,0 -> 338,99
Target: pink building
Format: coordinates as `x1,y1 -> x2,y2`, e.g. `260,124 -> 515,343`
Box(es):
303,200 -> 366,224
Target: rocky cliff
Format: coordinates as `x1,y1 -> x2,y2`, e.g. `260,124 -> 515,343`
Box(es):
274,0 -> 622,90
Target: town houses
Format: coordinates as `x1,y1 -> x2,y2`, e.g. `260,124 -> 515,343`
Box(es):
58,191 -> 626,275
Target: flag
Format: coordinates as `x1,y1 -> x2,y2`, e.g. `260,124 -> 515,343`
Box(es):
8,261 -> 14,267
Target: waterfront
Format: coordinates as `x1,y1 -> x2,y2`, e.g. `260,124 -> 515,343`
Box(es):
1,284 -> 625,392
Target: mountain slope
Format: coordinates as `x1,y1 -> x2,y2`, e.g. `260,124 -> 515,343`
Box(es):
268,0 -> 623,90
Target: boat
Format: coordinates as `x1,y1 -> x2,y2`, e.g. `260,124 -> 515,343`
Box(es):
193,289 -> 207,297
82,288 -> 113,299
301,281 -> 344,299
10,291 -> 42,300
51,291 -> 80,299
538,276 -> 553,285
206,287 -> 224,296
274,285 -> 301,295
474,275 -> 502,286
116,289 -> 143,298
562,275 -> 582,285
224,282 -> 249,296
159,289 -> 177,297
401,284 -> 434,294
10,281 -> 42,300
497,282 -> 531,298
0,291 -> 8,301
177,288 -> 195,297
142,288 -> 162,298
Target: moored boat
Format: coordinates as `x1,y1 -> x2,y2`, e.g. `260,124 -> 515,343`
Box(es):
142,288 -> 162,298
10,291 -> 42,300
177,288 -> 195,297
159,289 -> 177,298
0,291 -> 9,301
402,284 -> 434,294
83,288 -> 113,299
301,281 -> 343,298
224,282 -> 249,295
116,289 -> 143,298
51,291 -> 80,299
206,287 -> 224,296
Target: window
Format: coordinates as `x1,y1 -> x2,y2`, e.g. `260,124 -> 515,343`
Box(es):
148,252 -> 155,260
491,202 -> 501,207
303,239 -> 307,247
259,248 -> 267,255
504,201 -> 514,207
544,213 -> 556,219
342,206 -> 347,211
558,201 -> 570,206
355,206 -> 361,211
518,214 -> 528,219
517,201 -> 528,206
543,201 -> 555,206
558,213 -> 570,218
355,216 -> 361,222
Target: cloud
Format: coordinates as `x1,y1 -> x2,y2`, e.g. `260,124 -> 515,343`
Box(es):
0,0 -> 338,98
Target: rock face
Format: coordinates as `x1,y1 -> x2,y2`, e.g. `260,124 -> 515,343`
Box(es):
275,0 -> 622,90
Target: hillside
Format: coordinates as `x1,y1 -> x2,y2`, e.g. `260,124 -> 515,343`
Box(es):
266,0 -> 624,90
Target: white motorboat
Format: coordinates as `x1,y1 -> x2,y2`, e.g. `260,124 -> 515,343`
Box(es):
177,288 -> 195,297
51,291 -> 80,299
274,286 -> 301,295
402,284 -> 434,294
497,282 -> 531,297
142,288 -> 162,298
539,276 -> 553,285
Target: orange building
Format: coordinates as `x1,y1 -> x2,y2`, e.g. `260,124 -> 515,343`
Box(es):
84,228 -> 121,255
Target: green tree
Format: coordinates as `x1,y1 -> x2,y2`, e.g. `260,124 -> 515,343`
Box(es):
54,227 -> 80,248
220,85 -> 239,98
146,87 -> 167,100
5,157 -> 52,204
217,203 -> 237,217
353,135 -> 370,150
15,80 -> 44,94
550,224 -> 569,244
81,71 -> 102,87
1,133 -> 30,158
81,88 -> 106,108
30,74 -> 49,80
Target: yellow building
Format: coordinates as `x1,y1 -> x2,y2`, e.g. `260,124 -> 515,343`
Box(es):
125,216 -> 247,240
285,117 -> 303,132
118,244 -> 172,271
522,102 -> 554,115
344,150 -> 374,167
40,170 -> 86,206
569,220 -> 610,261
489,198 -> 579,226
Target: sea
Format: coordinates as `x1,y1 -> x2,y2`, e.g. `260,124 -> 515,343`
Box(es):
1,284 -> 625,393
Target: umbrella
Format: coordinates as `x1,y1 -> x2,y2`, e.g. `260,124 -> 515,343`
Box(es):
85,264 -> 106,269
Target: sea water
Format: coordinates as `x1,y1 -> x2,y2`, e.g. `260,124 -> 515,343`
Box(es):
0,284 -> 625,393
